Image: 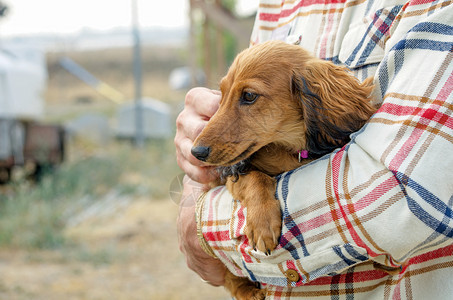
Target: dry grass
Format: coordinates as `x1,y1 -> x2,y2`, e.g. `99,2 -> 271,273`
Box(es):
0,45 -> 230,299
0,198 -> 229,300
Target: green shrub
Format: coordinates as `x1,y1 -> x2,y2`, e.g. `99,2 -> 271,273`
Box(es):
0,138 -> 179,249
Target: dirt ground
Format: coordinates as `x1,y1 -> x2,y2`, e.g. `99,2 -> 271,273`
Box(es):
0,198 -> 230,300
0,44 -> 233,300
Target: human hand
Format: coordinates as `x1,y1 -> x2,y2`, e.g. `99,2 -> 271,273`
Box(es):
177,175 -> 227,286
175,88 -> 221,184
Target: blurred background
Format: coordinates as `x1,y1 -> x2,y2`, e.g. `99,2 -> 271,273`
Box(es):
0,0 -> 257,299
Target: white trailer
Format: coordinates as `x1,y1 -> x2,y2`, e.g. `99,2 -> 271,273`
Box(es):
0,46 -> 64,182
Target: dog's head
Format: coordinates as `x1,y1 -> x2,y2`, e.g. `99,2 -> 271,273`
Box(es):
191,40 -> 377,166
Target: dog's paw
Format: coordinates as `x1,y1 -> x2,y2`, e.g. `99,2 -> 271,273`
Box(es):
255,289 -> 267,300
246,199 -> 281,254
225,271 -> 266,300
250,289 -> 267,300
235,287 -> 266,300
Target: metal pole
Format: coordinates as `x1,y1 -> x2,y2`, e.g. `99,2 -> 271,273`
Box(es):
189,0 -> 197,87
132,0 -> 144,147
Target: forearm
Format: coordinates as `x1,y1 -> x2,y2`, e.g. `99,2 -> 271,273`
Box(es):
177,176 -> 227,286
197,0 -> 453,286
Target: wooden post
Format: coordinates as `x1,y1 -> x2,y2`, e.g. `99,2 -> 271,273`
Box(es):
189,0 -> 253,88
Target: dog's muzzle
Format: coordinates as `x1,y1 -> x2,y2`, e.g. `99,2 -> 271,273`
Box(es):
191,146 -> 211,162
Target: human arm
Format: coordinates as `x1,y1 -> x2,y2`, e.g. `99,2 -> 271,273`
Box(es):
196,0 -> 453,288
176,175 -> 227,286
175,87 -> 226,285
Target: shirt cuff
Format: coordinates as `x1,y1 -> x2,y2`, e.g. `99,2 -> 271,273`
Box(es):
195,191 -> 218,259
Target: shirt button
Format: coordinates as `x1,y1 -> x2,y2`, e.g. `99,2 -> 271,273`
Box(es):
285,269 -> 300,282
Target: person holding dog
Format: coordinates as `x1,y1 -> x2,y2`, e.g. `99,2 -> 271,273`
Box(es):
176,0 -> 453,298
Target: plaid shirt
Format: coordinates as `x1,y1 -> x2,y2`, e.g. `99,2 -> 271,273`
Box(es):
198,0 -> 453,298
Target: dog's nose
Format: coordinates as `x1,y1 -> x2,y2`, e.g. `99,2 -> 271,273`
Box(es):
191,146 -> 211,162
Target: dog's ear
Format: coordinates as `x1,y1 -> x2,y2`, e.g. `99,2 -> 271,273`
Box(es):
292,60 -> 377,156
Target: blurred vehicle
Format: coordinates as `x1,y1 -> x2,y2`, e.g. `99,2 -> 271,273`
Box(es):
0,46 -> 65,183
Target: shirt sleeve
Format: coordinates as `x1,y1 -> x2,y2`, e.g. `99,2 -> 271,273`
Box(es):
199,0 -> 453,287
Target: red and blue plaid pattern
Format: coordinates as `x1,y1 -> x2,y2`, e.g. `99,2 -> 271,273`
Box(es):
199,0 -> 453,298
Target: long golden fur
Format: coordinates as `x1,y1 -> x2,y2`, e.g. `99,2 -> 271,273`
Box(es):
191,40 -> 377,300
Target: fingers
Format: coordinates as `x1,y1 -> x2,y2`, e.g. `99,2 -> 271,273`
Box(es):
175,87 -> 221,183
177,87 -> 220,141
175,107 -> 207,145
175,127 -> 205,167
175,129 -> 218,183
185,87 -> 220,120
178,157 -> 217,184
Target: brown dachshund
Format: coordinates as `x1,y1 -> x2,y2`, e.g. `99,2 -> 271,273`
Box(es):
191,40 -> 377,299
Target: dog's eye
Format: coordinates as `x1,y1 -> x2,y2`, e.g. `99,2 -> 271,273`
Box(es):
240,91 -> 259,105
